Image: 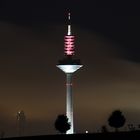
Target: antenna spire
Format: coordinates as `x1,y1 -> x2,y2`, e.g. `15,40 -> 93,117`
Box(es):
68,12 -> 70,20
67,12 -> 71,35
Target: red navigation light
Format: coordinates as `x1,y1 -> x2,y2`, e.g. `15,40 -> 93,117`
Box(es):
64,35 -> 75,55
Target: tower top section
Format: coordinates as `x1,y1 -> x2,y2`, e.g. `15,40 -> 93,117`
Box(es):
64,12 -> 75,56
57,12 -> 83,72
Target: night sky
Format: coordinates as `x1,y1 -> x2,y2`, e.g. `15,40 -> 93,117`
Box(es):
0,0 -> 140,137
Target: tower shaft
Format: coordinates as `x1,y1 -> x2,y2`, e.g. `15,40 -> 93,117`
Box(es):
66,73 -> 73,134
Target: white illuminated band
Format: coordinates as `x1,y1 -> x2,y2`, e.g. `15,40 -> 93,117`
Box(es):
57,65 -> 83,73
68,25 -> 71,35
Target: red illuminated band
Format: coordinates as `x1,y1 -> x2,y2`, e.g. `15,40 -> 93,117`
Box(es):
66,83 -> 73,86
64,35 -> 75,55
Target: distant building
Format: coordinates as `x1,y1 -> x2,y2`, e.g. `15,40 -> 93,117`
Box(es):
16,110 -> 26,137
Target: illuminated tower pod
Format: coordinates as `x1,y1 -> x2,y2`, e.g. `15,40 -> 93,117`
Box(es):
57,13 -> 83,134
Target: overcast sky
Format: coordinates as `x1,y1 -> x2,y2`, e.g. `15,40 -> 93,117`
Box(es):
0,0 -> 140,137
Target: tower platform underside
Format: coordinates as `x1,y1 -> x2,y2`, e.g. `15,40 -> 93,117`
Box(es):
57,64 -> 82,73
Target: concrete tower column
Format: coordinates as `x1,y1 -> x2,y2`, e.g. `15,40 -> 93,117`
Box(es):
66,73 -> 73,134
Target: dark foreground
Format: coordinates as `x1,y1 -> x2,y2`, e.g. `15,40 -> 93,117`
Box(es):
2,131 -> 140,140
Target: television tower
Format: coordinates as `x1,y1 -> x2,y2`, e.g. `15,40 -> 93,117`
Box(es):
57,13 -> 83,134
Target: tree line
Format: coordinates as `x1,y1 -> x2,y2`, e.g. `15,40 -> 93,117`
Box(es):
54,110 -> 128,134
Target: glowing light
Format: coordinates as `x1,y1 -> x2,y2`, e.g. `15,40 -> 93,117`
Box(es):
57,65 -> 82,73
68,13 -> 70,20
64,35 -> 75,55
68,25 -> 71,35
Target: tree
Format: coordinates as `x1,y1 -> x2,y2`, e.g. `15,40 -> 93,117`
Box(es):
101,125 -> 108,133
54,114 -> 70,134
128,124 -> 135,131
108,110 -> 126,132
